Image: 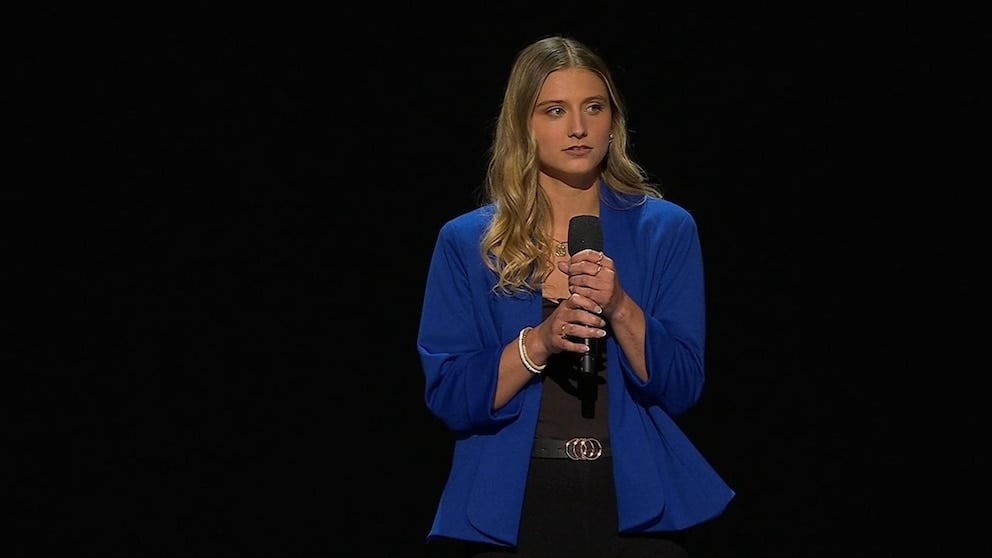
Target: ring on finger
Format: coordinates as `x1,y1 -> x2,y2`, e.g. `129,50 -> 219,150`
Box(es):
560,324 -> 567,338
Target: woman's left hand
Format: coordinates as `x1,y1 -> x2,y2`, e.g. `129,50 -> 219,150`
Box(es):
557,249 -> 624,320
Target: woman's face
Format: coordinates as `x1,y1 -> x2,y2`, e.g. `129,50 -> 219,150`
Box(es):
531,68 -> 612,188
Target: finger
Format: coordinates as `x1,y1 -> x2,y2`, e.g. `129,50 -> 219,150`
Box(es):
569,275 -> 611,299
571,248 -> 600,260
562,320 -> 607,341
566,293 -> 602,316
559,323 -> 606,346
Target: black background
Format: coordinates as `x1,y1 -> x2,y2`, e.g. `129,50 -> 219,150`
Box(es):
13,4 -> 984,557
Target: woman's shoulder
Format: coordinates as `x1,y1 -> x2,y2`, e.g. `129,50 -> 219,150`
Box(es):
641,197 -> 696,224
442,204 -> 492,228
602,184 -> 693,221
607,193 -> 696,228
436,204 -> 494,242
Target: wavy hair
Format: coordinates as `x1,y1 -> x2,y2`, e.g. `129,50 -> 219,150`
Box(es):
480,36 -> 663,295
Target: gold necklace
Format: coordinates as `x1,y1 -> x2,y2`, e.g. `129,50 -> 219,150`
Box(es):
553,238 -> 568,258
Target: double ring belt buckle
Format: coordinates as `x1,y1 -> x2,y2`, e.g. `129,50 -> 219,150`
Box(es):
564,437 -> 604,461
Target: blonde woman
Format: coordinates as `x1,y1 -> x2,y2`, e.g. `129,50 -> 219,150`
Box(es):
417,35 -> 734,557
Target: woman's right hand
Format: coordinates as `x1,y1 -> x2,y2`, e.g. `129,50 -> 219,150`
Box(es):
534,292 -> 607,360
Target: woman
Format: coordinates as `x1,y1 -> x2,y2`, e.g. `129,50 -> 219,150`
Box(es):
417,35 -> 734,557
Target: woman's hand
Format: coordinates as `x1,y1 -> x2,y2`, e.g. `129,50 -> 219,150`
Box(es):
521,249 -> 624,362
559,248 -> 624,318
533,249 -> 620,355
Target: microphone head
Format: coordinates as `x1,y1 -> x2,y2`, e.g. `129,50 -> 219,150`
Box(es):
567,215 -> 603,255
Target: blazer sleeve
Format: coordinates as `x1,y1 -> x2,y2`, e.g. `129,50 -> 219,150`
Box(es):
416,216 -> 526,434
615,206 -> 707,417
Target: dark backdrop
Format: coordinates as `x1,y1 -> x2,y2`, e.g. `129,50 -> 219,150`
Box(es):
14,5 -> 982,557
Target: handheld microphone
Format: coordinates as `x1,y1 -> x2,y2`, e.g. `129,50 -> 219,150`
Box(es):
567,215 -> 603,376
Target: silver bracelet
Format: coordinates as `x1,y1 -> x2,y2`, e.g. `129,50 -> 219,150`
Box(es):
518,327 -> 546,374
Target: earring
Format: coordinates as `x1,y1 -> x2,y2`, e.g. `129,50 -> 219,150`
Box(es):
609,133 -> 614,143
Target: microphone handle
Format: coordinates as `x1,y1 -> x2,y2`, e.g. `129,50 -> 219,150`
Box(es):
579,338 -> 596,375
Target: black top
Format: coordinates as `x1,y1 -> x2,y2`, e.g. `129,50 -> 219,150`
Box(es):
534,298 -> 609,441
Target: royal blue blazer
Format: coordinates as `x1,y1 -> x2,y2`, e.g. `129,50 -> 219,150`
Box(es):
417,184 -> 734,546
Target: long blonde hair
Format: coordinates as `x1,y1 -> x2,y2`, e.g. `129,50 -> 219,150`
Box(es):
481,36 -> 662,295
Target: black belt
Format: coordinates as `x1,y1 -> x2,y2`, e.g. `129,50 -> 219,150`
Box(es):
531,437 -> 610,460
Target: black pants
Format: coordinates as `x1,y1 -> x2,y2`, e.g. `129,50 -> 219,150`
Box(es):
427,457 -> 688,557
